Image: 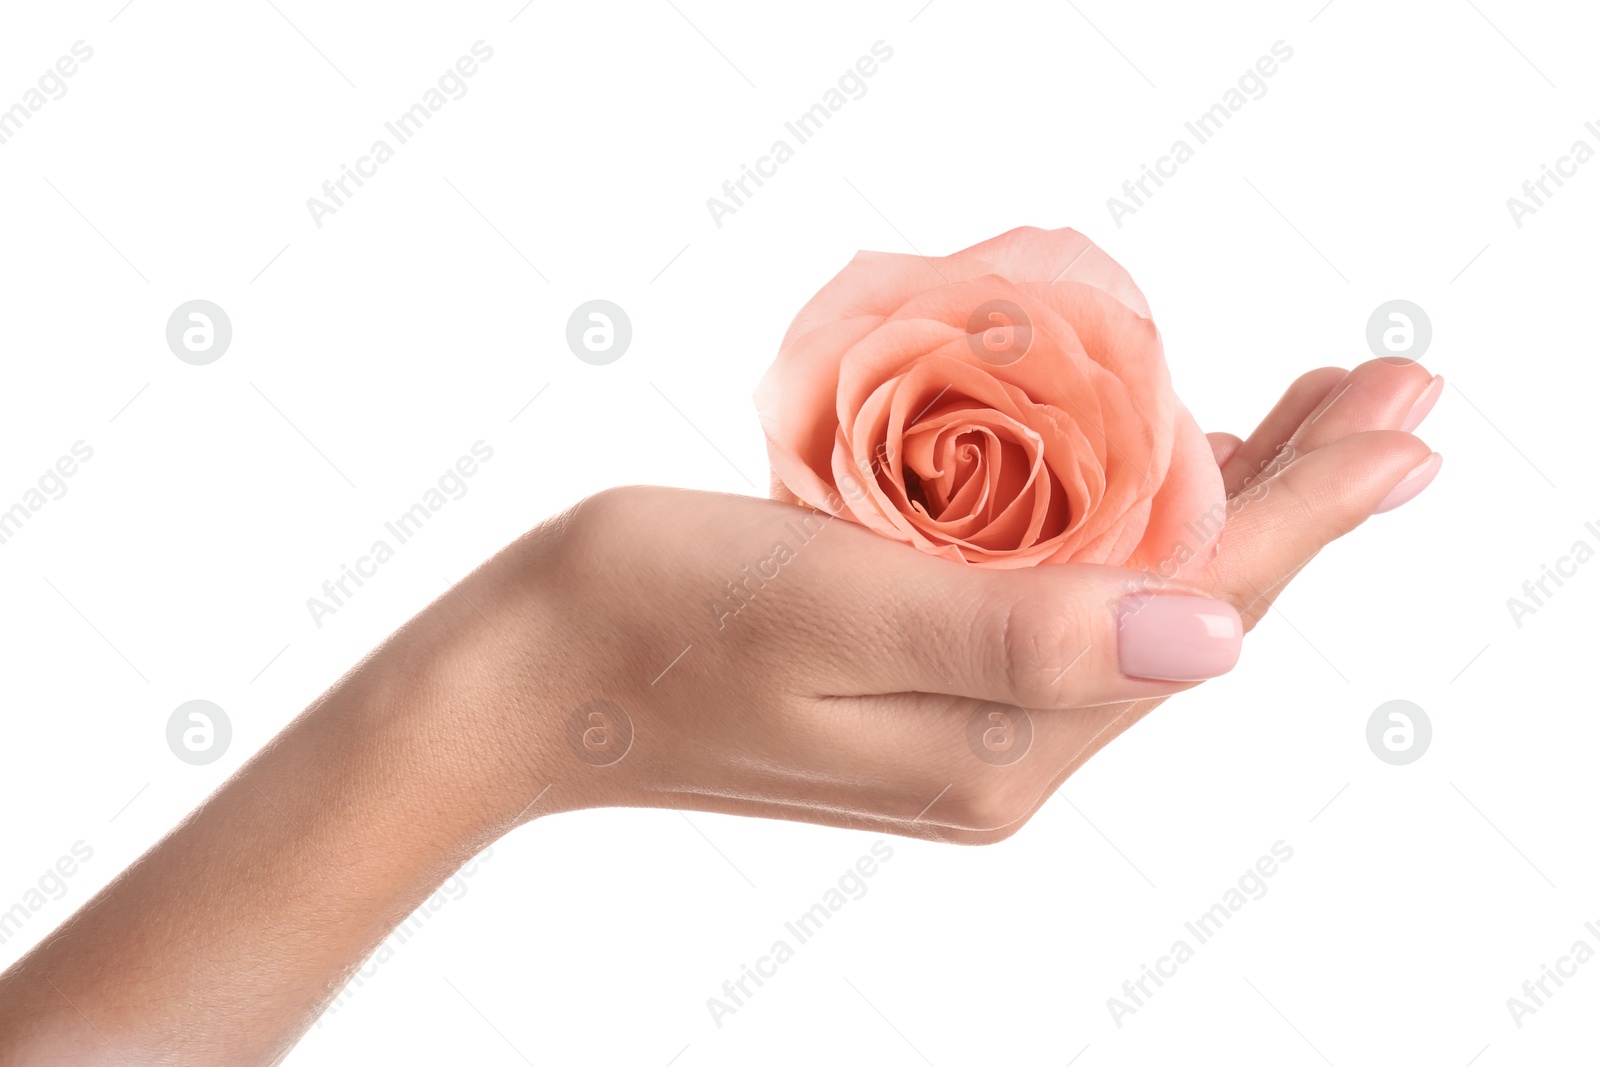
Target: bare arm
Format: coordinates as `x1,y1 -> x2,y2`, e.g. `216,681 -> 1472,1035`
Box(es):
0,358 -> 1439,1066
0,556 -> 554,1065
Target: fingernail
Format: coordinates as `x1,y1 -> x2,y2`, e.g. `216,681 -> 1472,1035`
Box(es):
1400,375 -> 1444,433
1374,452 -> 1442,514
1117,595 -> 1243,681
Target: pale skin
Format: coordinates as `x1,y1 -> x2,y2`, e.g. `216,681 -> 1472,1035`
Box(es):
0,358 -> 1439,1065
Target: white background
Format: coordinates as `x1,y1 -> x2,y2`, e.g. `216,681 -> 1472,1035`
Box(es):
0,1 -> 1595,1063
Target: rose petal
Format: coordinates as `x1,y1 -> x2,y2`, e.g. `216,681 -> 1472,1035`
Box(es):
756,315 -> 884,513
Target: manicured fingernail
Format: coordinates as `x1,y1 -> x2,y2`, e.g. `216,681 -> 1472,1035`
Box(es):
1374,452 -> 1442,514
1117,595 -> 1243,681
1400,375 -> 1444,433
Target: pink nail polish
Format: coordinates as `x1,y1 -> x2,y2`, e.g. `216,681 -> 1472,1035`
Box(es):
1117,595 -> 1243,681
1400,375 -> 1444,433
1374,452 -> 1442,514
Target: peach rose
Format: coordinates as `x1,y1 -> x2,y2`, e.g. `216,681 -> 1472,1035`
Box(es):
755,226 -> 1224,571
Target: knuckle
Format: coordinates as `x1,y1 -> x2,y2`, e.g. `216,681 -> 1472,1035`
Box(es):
944,776 -> 1037,836
545,485 -> 657,563
972,820 -> 1028,845
998,592 -> 1077,708
568,484 -> 641,535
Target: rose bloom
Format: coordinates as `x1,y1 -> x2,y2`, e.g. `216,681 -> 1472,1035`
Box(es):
755,226 -> 1225,572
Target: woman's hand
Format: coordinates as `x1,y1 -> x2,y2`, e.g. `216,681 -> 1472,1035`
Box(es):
0,357 -> 1440,1065
474,357 -> 1442,845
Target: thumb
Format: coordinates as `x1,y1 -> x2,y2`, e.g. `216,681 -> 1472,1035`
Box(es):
811,526 -> 1243,709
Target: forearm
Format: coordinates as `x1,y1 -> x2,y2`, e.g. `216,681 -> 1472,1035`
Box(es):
0,385 -> 1433,1062
0,556 -> 553,1066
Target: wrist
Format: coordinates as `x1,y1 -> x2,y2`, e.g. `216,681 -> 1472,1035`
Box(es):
381,533 -> 617,841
